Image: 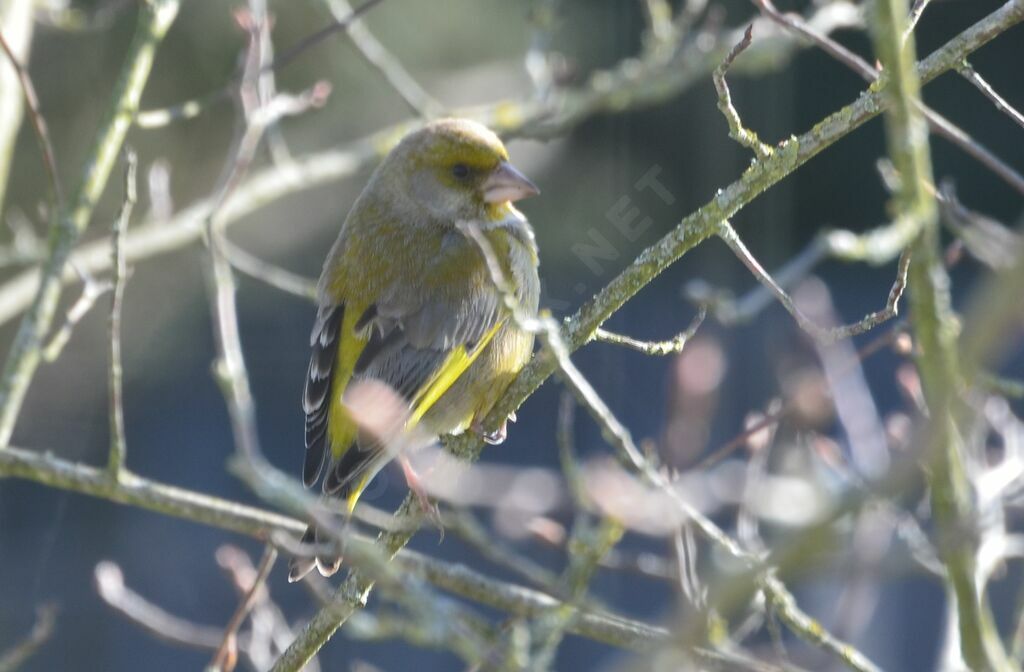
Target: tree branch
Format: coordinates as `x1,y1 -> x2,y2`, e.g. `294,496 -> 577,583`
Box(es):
872,0 -> 1010,667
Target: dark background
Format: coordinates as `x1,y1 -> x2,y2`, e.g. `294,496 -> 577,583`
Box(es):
1,0 -> 1022,669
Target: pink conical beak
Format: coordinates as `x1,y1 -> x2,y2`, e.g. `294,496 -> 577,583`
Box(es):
482,161 -> 540,204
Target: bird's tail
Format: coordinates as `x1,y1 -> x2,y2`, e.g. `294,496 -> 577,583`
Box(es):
287,525 -> 342,583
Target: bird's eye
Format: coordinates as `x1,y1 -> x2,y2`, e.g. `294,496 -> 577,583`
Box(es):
451,163 -> 470,179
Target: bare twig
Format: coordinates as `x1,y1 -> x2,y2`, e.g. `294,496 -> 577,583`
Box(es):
265,0 -> 387,74
210,545 -> 278,672
905,0 -> 934,40
592,307 -> 705,356
95,561 -> 225,650
219,237 -> 318,302
713,25 -> 773,160
39,277 -> 114,362
0,603 -> 57,672
957,60 -> 1024,131
324,0 -> 442,118
717,221 -> 911,343
0,30 -> 63,209
136,89 -> 231,129
108,150 -> 136,477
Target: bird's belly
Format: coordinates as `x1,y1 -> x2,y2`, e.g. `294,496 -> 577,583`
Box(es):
420,324 -> 534,435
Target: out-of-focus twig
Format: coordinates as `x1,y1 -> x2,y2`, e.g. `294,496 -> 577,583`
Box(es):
95,561 -> 226,650
39,274 -> 113,362
872,0 -> 1009,667
905,0 -> 934,40
209,545 -> 278,672
324,0 -> 442,118
0,603 -> 57,672
0,28 -> 62,209
0,0 -> 34,213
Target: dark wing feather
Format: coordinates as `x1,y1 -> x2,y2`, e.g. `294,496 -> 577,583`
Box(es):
302,304 -> 344,487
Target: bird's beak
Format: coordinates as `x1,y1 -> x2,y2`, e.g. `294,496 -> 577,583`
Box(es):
482,161 -> 540,204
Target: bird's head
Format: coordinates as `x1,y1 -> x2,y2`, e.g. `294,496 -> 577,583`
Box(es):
382,118 -> 539,222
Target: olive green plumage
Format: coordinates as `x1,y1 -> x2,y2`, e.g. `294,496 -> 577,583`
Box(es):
289,119 -> 541,581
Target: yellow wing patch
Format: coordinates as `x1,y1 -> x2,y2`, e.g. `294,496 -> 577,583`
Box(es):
409,320 -> 504,425
327,303 -> 370,460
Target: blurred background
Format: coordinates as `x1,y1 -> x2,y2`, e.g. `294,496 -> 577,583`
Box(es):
1,0 -> 1023,670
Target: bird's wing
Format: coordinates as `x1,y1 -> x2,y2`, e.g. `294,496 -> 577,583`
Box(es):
301,231 -> 509,501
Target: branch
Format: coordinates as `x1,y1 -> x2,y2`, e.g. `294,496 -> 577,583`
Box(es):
0,0 -> 181,445
871,0 -> 1009,667
467,0 -> 1024,463
108,150 -> 137,477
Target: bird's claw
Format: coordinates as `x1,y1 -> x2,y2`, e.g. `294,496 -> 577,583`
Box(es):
474,418 -> 511,445
400,456 -> 443,530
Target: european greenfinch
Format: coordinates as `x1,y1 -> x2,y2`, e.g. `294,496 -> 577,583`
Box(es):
289,119 -> 541,581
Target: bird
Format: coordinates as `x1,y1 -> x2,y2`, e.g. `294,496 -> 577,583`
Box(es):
288,118 -> 541,582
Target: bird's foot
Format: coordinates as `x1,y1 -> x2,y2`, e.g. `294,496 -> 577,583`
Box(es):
474,412 -> 515,445
400,456 -> 443,529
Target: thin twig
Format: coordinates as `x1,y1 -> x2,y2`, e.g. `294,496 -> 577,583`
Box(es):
324,0 -> 442,118
136,89 -> 231,129
592,307 -> 705,356
0,603 -> 57,672
263,0 -> 387,74
0,30 -> 63,209
210,545 -> 278,672
957,60 -> 1024,131
39,278 -> 113,362
713,25 -> 773,160
108,150 -> 137,477
905,0 -> 934,40
717,221 -> 911,343
95,561 -> 226,650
